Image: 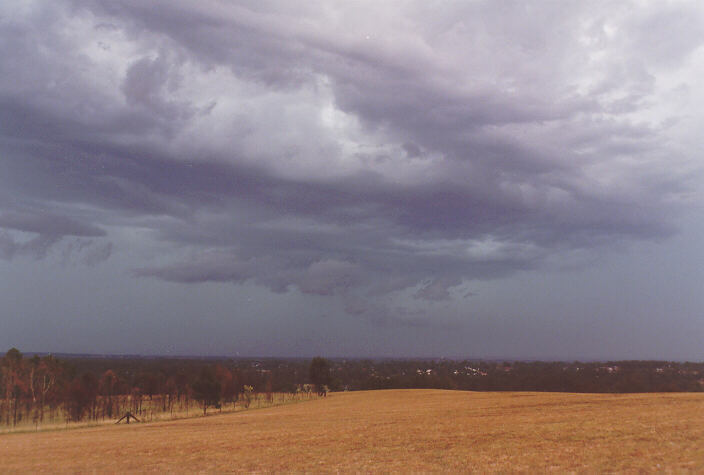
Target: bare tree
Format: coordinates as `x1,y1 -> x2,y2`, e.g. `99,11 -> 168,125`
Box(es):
2,348 -> 26,426
99,370 -> 119,419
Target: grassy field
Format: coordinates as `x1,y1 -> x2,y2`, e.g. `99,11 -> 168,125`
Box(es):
1,389 -> 703,472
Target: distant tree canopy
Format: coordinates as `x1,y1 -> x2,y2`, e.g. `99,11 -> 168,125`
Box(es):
309,357 -> 332,396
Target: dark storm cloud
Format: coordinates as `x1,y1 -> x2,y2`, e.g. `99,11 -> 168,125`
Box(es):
0,0 -> 701,323
0,212 -> 106,237
0,208 -> 110,261
0,233 -> 59,260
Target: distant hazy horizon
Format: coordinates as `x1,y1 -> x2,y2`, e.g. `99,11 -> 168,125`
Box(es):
7,349 -> 702,364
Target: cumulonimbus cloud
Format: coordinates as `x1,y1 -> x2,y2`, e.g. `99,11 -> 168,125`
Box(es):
1,0 -> 701,322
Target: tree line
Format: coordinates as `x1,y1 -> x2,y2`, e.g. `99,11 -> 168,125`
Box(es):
3,349 -> 702,428
0,349 -> 330,429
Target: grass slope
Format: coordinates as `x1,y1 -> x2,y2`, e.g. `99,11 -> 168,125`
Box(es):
1,389 -> 703,472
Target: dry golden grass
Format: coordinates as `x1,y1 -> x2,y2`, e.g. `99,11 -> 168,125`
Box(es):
2,389 -> 703,472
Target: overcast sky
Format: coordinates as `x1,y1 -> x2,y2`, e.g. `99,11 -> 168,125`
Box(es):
1,0 -> 703,360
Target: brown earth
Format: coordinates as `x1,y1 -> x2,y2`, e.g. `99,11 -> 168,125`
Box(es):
2,389 -> 703,472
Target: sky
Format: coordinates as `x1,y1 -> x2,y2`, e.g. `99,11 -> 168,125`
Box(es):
1,0 -> 703,360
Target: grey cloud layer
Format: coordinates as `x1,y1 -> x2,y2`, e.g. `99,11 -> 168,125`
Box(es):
1,1 -> 701,321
